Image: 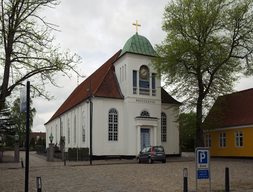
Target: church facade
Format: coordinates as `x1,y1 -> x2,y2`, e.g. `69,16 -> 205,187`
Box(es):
45,32 -> 181,158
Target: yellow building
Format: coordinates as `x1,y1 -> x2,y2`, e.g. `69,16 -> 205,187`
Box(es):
203,88 -> 253,157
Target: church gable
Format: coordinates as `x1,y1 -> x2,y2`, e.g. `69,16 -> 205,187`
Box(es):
46,50 -> 123,123
95,66 -> 123,98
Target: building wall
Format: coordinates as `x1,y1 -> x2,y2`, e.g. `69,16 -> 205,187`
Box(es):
30,132 -> 46,143
92,98 -> 124,156
204,126 -> 253,157
45,96 -> 180,156
161,104 -> 180,155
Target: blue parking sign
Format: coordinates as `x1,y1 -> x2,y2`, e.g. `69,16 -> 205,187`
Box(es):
198,151 -> 207,163
197,150 -> 209,168
195,148 -> 211,191
198,170 -> 209,179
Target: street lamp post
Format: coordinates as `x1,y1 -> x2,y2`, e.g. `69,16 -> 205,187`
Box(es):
49,133 -> 54,143
48,133 -> 54,162
14,132 -> 19,162
15,132 -> 19,143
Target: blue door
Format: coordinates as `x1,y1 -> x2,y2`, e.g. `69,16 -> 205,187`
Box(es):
141,129 -> 150,150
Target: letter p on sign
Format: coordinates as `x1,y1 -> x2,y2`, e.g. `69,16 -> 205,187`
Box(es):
198,151 -> 208,164
200,152 -> 206,163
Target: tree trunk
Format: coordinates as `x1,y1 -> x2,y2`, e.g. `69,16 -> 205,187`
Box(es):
196,96 -> 204,147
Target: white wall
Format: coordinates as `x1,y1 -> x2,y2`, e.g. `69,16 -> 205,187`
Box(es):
161,104 -> 180,155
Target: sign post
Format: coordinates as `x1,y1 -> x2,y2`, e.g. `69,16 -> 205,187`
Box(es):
195,147 -> 211,192
20,81 -> 30,192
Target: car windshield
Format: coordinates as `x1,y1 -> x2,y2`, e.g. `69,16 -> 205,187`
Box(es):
153,146 -> 164,152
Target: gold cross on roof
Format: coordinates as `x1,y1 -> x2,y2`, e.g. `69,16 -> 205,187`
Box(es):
133,20 -> 141,33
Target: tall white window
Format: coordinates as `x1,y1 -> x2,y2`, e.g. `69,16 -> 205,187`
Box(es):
55,124 -> 57,144
122,66 -> 124,81
82,111 -> 85,143
125,64 -> 126,81
205,134 -> 211,147
235,131 -> 243,147
108,108 -> 118,141
60,120 -> 63,137
74,115 -> 76,144
219,133 -> 226,147
161,112 -> 167,142
120,67 -> 122,83
68,118 -> 70,144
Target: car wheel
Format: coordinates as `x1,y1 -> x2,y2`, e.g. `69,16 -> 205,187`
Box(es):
137,157 -> 141,163
148,157 -> 153,164
162,160 -> 166,163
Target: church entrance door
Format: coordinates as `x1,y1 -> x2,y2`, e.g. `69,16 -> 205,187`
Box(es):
141,128 -> 150,150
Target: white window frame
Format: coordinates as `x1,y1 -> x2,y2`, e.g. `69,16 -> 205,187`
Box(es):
108,108 -> 118,141
235,131 -> 243,147
219,132 -> 226,148
161,112 -> 167,142
55,124 -> 57,144
74,115 -> 76,144
68,118 -> 70,144
82,111 -> 85,143
60,120 -> 63,137
205,134 -> 211,148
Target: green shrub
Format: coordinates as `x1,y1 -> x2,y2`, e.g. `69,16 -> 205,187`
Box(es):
30,137 -> 35,148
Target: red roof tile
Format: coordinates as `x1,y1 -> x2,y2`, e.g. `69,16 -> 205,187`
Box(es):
46,50 -> 123,123
203,88 -> 253,129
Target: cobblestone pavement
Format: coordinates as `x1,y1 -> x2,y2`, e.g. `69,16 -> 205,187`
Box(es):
0,151 -> 253,192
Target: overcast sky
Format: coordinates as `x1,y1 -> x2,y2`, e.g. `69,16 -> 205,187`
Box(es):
32,0 -> 253,133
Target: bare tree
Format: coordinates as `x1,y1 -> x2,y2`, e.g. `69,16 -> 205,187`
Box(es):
0,0 -> 81,111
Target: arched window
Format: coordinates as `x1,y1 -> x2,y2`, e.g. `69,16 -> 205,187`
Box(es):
140,110 -> 150,117
74,115 -> 76,144
161,112 -> 167,142
68,118 -> 70,144
108,108 -> 118,141
60,120 -> 63,137
55,124 -> 57,144
82,112 -> 85,143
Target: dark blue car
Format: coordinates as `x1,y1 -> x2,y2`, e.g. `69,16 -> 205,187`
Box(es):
137,146 -> 166,164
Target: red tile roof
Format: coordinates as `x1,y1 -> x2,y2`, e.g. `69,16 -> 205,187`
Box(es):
46,50 -> 123,124
203,88 -> 253,129
161,88 -> 181,105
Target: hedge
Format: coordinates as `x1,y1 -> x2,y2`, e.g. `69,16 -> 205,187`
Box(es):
54,147 -> 89,161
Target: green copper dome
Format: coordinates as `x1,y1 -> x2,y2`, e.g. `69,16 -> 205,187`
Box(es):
118,33 -> 157,58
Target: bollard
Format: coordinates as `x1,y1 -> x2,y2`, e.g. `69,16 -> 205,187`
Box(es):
21,158 -> 24,168
183,168 -> 188,192
64,157 -> 66,166
225,167 -> 229,192
36,176 -> 42,192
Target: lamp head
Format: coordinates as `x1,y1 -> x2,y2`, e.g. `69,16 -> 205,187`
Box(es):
49,133 -> 53,143
15,132 -> 19,143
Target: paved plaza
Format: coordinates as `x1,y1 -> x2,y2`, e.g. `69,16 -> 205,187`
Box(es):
0,151 -> 253,191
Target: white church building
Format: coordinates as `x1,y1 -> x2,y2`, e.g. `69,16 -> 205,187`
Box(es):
45,28 -> 181,158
